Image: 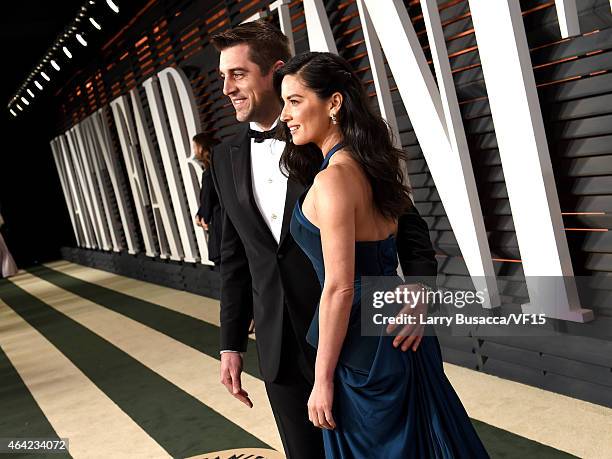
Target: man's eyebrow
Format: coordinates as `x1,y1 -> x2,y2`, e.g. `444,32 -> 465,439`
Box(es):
219,67 -> 248,74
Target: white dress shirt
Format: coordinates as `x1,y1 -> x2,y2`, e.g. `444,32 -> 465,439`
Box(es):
249,120 -> 288,244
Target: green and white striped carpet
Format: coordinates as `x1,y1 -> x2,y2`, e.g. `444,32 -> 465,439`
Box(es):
0,261 -> 609,458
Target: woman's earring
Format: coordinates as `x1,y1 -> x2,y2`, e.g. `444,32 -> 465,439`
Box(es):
331,113 -> 338,124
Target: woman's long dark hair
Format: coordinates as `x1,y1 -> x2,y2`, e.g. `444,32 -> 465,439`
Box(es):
274,52 -> 412,219
192,132 -> 218,169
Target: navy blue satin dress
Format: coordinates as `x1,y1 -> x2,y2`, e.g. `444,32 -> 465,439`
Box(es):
289,144 -> 489,458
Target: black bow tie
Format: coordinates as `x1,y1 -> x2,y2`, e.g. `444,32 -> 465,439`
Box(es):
248,127 -> 279,143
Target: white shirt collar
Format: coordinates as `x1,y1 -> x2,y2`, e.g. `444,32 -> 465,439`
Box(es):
249,117 -> 280,132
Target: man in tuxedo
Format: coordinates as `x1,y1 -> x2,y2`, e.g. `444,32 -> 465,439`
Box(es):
209,20 -> 437,459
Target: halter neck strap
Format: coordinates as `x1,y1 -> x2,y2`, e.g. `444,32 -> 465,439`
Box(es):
320,143 -> 344,170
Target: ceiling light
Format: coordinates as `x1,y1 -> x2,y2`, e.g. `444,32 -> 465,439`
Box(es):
27,88 -> 34,98
41,71 -> 50,81
10,109 -> 17,117
21,96 -> 30,106
35,81 -> 43,90
76,34 -> 87,46
63,46 -> 72,58
51,60 -> 61,71
89,17 -> 102,30
17,104 -> 23,111
106,0 -> 119,13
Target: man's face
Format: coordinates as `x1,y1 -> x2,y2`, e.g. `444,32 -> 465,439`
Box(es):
218,43 -> 277,124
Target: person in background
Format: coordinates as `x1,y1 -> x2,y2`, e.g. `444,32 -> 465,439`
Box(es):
0,203 -> 18,278
193,133 -> 222,269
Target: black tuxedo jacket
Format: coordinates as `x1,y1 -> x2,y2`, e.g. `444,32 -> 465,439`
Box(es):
210,125 -> 437,382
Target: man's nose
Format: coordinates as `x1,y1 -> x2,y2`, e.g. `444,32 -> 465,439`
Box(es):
222,77 -> 235,96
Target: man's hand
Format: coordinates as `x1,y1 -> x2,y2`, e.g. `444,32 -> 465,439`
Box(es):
386,283 -> 429,352
220,352 -> 253,408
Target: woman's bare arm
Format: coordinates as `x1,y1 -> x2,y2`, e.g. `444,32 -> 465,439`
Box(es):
311,165 -> 357,382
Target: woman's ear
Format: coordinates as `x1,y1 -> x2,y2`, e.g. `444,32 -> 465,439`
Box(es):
330,92 -> 343,113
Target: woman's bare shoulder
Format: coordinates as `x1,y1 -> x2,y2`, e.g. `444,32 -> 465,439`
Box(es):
313,161 -> 362,203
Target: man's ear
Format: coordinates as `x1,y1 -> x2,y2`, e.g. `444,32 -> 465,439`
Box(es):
271,60 -> 285,73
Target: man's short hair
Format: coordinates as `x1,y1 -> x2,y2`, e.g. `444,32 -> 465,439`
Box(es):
211,19 -> 291,75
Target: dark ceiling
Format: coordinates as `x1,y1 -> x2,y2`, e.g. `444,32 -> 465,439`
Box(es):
1,1 -> 83,109
0,1 -> 87,266
0,0 -> 150,267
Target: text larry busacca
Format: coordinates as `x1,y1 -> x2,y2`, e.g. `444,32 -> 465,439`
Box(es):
369,286 -> 547,327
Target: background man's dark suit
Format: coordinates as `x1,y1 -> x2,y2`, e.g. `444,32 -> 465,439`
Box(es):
210,125 -> 438,458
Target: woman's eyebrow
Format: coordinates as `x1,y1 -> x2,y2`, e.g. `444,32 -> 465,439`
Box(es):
285,94 -> 302,99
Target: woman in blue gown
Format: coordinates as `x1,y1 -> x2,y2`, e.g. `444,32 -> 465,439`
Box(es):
275,52 -> 489,458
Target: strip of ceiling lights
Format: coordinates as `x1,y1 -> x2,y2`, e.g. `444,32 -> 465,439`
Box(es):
7,0 -> 120,118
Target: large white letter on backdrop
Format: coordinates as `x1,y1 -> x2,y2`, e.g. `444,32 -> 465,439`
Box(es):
50,137 -> 84,247
303,0 -> 338,53
270,0 -> 295,55
80,115 -> 123,252
143,69 -> 208,264
90,107 -> 139,254
469,0 -> 592,322
362,0 -> 499,309
65,128 -> 102,249
71,122 -> 112,251
355,0 -> 401,150
56,134 -> 95,249
554,0 -> 580,38
128,85 -> 184,262
110,94 -> 158,257
157,66 -> 212,265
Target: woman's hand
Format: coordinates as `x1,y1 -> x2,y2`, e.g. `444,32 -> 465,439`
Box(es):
308,379 -> 336,430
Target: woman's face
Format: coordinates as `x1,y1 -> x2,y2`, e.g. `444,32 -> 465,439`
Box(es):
280,74 -> 335,147
192,141 -> 202,160
192,141 -> 208,163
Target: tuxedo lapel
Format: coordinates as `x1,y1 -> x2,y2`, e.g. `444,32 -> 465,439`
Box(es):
230,127 -> 278,247
278,177 -> 305,249
230,127 -> 253,211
